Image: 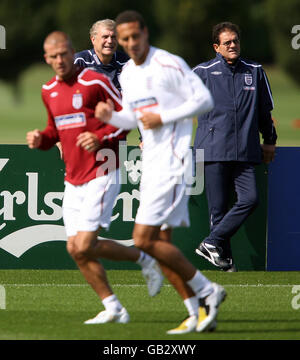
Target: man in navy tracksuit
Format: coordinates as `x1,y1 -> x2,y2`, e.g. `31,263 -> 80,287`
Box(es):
74,19 -> 129,92
193,22 -> 277,271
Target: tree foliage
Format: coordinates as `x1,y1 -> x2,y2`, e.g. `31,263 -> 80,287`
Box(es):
154,0 -> 273,67
56,0 -> 159,53
0,0 -> 59,98
266,0 -> 300,85
0,0 -> 299,95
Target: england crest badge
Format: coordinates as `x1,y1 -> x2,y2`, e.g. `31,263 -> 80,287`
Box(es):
72,92 -> 83,109
244,73 -> 252,86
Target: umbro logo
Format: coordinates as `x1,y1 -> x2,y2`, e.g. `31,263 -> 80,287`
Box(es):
50,91 -> 58,98
211,71 -> 222,75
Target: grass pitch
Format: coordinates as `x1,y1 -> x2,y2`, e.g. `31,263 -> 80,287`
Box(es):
0,64 -> 299,344
0,63 -> 300,146
0,269 -> 299,340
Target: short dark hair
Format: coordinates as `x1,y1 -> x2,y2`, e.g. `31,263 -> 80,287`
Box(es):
115,10 -> 146,29
212,22 -> 240,44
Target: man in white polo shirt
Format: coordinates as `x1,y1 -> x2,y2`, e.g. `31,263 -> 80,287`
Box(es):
95,10 -> 227,334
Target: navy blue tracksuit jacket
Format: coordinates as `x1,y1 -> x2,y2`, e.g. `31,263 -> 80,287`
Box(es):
74,49 -> 129,92
192,53 -> 278,249
193,53 -> 277,163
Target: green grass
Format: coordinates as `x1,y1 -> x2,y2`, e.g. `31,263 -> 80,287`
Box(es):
265,66 -> 300,146
0,63 -> 299,146
0,63 -> 141,145
0,269 -> 299,340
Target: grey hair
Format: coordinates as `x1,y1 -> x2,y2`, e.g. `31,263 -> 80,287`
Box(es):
89,19 -> 116,38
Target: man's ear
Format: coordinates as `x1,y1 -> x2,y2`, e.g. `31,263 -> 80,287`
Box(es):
44,53 -> 50,65
213,43 -> 219,53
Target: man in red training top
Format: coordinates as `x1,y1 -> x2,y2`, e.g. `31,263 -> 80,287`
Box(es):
26,31 -> 163,324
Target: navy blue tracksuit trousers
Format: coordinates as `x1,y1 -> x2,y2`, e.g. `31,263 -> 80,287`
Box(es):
204,162 -> 259,246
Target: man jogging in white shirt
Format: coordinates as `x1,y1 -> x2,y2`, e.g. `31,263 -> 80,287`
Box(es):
95,10 -> 227,334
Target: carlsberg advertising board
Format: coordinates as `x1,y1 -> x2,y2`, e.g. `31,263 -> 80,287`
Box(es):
0,145 -> 267,270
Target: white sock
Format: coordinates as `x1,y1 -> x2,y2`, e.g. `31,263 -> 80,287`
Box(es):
102,294 -> 122,313
136,251 -> 152,268
187,270 -> 213,299
184,296 -> 199,317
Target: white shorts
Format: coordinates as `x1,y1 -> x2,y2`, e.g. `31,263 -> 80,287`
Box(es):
135,174 -> 190,229
62,170 -> 120,237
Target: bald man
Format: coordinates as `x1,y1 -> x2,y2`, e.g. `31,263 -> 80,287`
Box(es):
26,31 -> 163,324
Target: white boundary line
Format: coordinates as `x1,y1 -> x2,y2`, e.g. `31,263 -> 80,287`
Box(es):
0,284 -> 297,287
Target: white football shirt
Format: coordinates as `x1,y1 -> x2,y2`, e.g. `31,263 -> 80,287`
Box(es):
109,46 -> 213,226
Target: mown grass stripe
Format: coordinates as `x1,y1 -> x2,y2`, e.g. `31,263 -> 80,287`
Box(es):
1,284 -> 297,287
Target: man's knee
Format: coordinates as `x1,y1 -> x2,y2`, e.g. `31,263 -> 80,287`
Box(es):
246,191 -> 259,210
133,227 -> 148,250
133,225 -> 158,252
66,236 -> 77,258
67,233 -> 96,262
238,191 -> 259,211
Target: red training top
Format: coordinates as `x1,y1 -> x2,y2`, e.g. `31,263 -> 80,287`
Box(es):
40,67 -> 127,185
